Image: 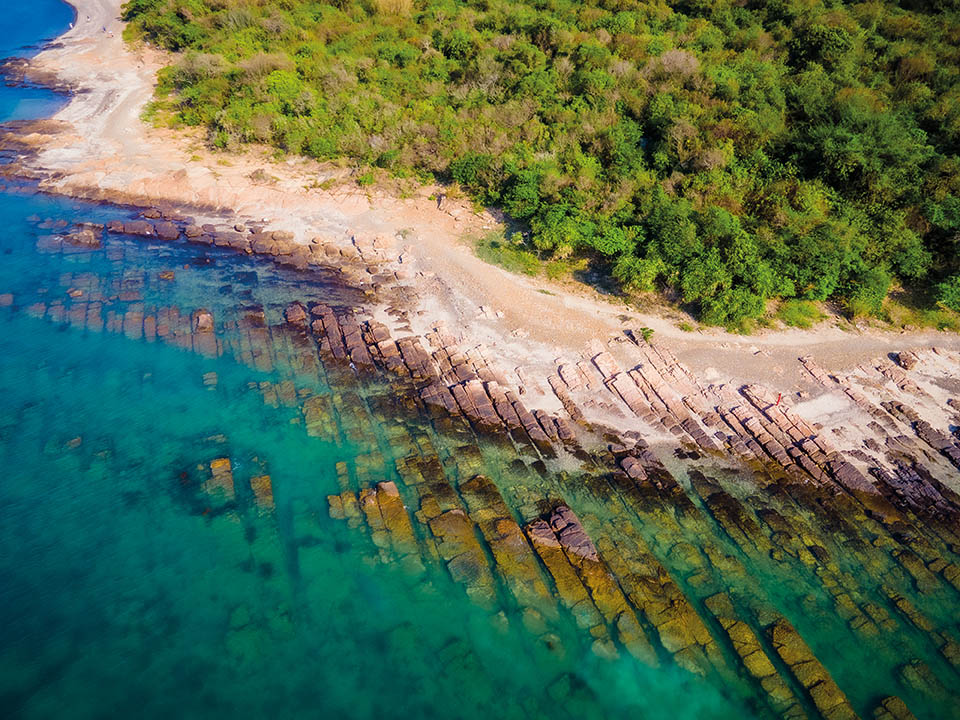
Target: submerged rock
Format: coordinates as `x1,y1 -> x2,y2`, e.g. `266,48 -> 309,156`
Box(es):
193,309 -> 214,333
284,302 -> 308,328
873,696 -> 917,720
768,617 -> 859,720
250,475 -> 274,510
63,228 -> 100,247
204,458 -> 235,501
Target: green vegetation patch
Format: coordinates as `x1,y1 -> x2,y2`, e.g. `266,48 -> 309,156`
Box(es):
123,0 -> 960,327
474,231 -> 540,276
776,299 -> 825,329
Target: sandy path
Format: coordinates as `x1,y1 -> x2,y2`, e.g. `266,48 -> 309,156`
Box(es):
12,0 -> 960,395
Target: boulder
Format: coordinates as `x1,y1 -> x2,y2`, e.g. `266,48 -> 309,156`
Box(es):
153,221 -> 180,241
64,229 -> 100,247
250,232 -> 277,255
549,505 -> 599,562
896,351 -> 919,371
213,232 -> 249,251
122,220 -> 154,237
525,519 -> 560,548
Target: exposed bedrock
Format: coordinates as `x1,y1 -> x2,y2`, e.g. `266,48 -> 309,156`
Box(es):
9,208 -> 960,720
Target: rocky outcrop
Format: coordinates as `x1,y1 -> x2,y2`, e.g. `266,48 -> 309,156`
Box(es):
10,207 -> 960,720
204,457 -> 235,502
705,594 -> 807,720
873,696 -> 916,720
769,618 -> 859,720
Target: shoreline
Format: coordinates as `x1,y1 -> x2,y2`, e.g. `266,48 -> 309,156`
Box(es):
3,1 -> 957,368
2,0 -> 960,480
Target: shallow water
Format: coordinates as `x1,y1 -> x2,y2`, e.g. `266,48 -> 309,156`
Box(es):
0,84 -> 67,124
0,190 -> 755,720
0,1 -> 72,123
1,6 -> 959,720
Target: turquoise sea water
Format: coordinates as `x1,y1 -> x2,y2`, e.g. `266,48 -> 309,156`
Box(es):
0,189 -> 760,720
0,189 -> 756,720
1,6 -> 959,720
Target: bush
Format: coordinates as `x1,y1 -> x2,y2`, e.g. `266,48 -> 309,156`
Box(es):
475,233 -> 540,276
937,275 -> 960,312
776,299 -> 825,329
846,266 -> 892,317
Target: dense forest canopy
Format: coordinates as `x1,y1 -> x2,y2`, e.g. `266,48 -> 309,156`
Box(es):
122,0 -> 960,327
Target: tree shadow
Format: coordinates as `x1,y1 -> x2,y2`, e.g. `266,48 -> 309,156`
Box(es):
570,255 -> 621,297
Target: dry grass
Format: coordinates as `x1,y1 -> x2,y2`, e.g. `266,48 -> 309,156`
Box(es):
372,0 -> 413,15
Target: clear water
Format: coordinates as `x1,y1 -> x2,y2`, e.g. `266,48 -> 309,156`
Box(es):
1,6 -> 959,720
0,83 -> 68,123
0,190 -> 754,720
0,0 -> 73,123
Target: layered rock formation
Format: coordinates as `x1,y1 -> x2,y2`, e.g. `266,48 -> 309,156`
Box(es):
4,208 -> 960,720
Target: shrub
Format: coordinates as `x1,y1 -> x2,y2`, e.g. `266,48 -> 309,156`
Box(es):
937,275 -> 960,312
846,266 -> 892,317
776,300 -> 825,329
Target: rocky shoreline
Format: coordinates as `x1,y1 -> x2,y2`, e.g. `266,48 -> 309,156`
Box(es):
2,3 -> 960,716
32,205 -> 960,526
4,189 -> 960,718
0,56 -> 73,92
